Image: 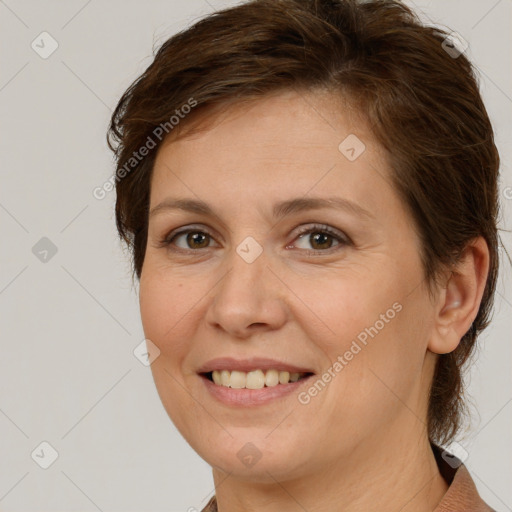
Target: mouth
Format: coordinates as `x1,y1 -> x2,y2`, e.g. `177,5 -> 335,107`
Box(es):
196,357 -> 317,405
200,369 -> 315,389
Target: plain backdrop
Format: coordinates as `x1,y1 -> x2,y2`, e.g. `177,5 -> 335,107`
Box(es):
1,1 -> 511,511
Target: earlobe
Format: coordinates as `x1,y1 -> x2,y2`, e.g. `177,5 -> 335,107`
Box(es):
428,237 -> 490,355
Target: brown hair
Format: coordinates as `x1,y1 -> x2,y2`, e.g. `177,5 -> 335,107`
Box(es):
107,0 -> 500,446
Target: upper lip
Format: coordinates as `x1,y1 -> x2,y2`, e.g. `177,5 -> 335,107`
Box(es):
197,357 -> 315,374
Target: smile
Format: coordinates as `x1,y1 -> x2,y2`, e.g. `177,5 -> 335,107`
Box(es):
204,369 -> 314,389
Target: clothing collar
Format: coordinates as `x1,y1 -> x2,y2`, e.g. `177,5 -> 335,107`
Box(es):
430,443 -> 494,511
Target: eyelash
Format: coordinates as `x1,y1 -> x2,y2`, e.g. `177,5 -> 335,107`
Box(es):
158,223 -> 351,256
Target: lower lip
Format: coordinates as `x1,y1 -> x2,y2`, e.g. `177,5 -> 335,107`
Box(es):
199,374 -> 315,406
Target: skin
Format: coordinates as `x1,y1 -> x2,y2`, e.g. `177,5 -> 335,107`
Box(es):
139,89 -> 489,512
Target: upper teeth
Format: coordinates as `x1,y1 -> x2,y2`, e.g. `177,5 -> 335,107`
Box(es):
211,369 -> 307,389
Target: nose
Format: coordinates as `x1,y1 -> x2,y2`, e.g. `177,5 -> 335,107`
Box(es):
204,246 -> 288,339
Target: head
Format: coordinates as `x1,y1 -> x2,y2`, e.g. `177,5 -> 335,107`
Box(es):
107,0 -> 499,479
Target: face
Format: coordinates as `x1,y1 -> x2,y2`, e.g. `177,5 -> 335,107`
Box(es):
139,89 -> 438,483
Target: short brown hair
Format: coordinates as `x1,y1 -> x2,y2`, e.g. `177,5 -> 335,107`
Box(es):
107,0 -> 500,446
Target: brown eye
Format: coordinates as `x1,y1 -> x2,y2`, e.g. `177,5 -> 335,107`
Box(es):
158,223 -> 350,256
166,230 -> 213,250
292,224 -> 349,253
302,231 -> 336,250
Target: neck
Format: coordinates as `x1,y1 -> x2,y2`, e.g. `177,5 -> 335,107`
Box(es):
211,430 -> 449,512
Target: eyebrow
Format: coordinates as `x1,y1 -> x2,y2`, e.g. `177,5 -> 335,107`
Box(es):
149,196 -> 374,221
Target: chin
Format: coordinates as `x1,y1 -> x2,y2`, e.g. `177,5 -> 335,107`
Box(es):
195,433 -> 310,482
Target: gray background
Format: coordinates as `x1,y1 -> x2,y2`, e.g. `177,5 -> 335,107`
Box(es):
0,0 -> 511,511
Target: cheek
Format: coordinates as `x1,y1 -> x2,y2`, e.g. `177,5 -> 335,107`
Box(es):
321,295 -> 431,435
139,271 -> 200,436
303,268 -> 430,422
139,271 -> 190,362
294,268 -> 396,356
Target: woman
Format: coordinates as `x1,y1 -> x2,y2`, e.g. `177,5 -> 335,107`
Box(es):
107,0 -> 500,510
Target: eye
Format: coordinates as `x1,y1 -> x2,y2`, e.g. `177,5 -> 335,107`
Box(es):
289,224 -> 350,254
157,223 -> 351,255
160,226 -> 217,252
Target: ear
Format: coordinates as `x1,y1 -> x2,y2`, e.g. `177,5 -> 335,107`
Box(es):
428,237 -> 490,355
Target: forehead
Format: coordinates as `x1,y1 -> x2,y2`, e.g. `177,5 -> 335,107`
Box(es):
150,89 -> 395,218
160,89 -> 368,153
